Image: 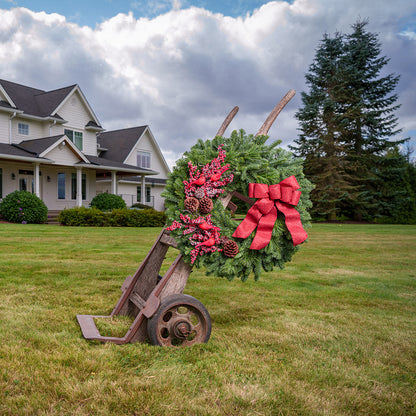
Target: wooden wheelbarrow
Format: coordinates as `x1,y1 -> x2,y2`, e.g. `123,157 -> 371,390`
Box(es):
77,90 -> 295,346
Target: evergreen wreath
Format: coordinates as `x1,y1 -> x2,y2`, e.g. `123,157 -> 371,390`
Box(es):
162,129 -> 313,281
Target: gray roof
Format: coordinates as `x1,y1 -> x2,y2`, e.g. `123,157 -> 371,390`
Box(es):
0,79 -> 75,118
0,80 -> 102,129
0,143 -> 49,160
121,176 -> 167,184
97,126 -> 148,163
17,135 -> 65,156
85,155 -> 158,174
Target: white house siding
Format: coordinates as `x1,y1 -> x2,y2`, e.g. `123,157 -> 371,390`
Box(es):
0,113 -> 9,144
118,130 -> 169,211
41,167 -> 96,210
0,160 -> 96,209
12,117 -> 49,143
124,131 -> 167,179
57,92 -> 97,156
44,144 -> 82,165
112,180 -> 165,211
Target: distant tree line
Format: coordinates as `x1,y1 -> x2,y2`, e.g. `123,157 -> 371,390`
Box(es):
291,19 -> 416,223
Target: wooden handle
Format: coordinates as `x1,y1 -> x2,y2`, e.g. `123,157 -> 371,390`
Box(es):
216,106 -> 239,137
255,89 -> 295,137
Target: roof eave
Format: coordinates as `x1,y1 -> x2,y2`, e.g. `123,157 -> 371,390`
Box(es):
0,153 -> 53,163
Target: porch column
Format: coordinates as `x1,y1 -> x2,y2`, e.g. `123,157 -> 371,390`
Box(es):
34,163 -> 40,198
76,167 -> 82,207
141,175 -> 145,204
111,171 -> 117,195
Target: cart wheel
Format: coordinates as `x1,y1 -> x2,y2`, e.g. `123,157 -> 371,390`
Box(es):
147,294 -> 211,347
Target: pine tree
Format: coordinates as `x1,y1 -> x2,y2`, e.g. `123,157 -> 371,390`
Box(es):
291,19 -> 407,221
291,32 -> 354,220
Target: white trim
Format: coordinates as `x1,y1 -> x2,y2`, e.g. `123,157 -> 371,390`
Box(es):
52,85 -> 101,127
76,167 -> 82,207
123,126 -> 170,173
0,83 -> 16,107
77,163 -> 159,175
0,153 -> 53,163
38,136 -> 90,164
34,163 -> 40,198
111,171 -> 117,194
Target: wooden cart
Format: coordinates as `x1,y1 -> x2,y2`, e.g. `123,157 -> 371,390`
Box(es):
77,91 -> 295,346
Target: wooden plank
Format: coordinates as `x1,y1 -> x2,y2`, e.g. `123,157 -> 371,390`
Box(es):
76,314 -> 102,339
129,291 -> 146,310
111,228 -> 167,316
160,233 -> 178,248
158,255 -> 192,301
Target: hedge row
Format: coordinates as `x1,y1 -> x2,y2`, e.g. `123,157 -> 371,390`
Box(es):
58,207 -> 166,227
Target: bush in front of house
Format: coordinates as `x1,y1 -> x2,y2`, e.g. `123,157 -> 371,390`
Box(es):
58,207 -> 108,226
0,190 -> 48,224
58,207 -> 166,227
90,193 -> 126,211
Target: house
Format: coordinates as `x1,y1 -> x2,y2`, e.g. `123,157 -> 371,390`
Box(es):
96,127 -> 169,211
0,79 -> 169,211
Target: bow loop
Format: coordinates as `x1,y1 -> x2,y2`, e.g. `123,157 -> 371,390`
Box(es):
232,175 -> 308,249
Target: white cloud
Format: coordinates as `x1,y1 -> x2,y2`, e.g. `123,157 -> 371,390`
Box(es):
0,0 -> 416,167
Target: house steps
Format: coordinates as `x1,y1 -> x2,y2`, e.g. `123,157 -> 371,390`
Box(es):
47,210 -> 61,225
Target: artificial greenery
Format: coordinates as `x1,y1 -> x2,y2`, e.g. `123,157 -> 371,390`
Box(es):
163,129 -> 313,281
0,190 -> 47,224
90,193 -> 126,211
58,207 -> 166,227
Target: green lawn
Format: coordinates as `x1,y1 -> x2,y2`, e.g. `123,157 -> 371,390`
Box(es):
0,223 -> 415,415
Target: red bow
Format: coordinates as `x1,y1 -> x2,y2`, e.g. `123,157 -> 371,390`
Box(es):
232,176 -> 308,250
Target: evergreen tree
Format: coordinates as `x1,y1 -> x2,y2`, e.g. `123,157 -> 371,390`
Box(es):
292,19 -> 407,221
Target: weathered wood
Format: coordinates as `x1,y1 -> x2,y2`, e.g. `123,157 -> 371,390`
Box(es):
76,314 -> 103,339
121,275 -> 134,292
159,255 -> 193,301
160,233 -> 178,248
216,106 -> 239,137
129,291 -> 146,310
232,191 -> 255,206
255,89 -> 295,137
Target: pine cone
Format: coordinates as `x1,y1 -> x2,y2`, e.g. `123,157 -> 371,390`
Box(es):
199,197 -> 213,214
223,240 -> 239,258
194,188 -> 205,199
184,197 -> 199,213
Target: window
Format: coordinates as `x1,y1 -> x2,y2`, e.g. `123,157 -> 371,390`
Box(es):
71,173 -> 87,200
137,151 -> 151,169
64,129 -> 83,151
18,123 -> 29,135
58,173 -> 66,199
137,185 -> 151,203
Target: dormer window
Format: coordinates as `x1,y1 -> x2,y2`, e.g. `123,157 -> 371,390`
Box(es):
64,129 -> 83,151
18,123 -> 29,135
137,151 -> 151,169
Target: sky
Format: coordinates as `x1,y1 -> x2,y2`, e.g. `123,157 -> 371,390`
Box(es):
1,0 -> 415,167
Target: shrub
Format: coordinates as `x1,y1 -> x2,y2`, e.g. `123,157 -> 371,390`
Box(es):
90,193 -> 126,211
58,207 -> 166,227
0,190 -> 48,224
58,207 -> 107,226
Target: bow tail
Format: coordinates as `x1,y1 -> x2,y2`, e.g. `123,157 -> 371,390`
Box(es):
232,203 -> 262,239
276,201 -> 308,246
250,206 -> 278,250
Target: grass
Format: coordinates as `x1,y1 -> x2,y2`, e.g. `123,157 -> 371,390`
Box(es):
0,223 -> 415,415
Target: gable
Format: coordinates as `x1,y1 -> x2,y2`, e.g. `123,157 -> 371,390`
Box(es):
124,129 -> 170,178
54,87 -> 101,128
97,126 -> 147,163
44,143 -> 83,165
